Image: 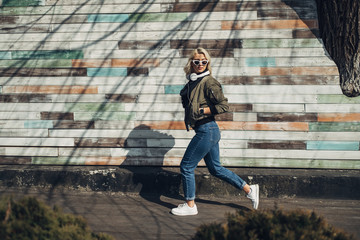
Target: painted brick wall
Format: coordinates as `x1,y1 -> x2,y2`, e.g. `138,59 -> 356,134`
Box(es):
0,0 -> 359,169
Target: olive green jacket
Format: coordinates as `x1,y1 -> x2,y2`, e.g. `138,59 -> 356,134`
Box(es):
181,76 -> 229,130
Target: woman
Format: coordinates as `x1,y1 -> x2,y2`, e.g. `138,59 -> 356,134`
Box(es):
171,48 -> 259,216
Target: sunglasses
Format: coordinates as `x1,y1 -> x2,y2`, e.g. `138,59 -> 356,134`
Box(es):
192,60 -> 208,66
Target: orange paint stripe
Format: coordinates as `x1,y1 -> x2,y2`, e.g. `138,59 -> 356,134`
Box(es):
4,86 -> 98,94
135,121 -> 186,130
112,59 -> 160,67
163,157 -> 184,166
318,113 -> 360,122
72,59 -> 160,68
222,20 -> 318,30
218,121 -> 309,131
72,59 -> 111,68
85,157 -> 126,165
261,67 -> 339,76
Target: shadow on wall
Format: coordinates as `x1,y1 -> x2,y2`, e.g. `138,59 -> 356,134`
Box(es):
120,124 -> 182,208
123,124 -> 175,166
119,125 -> 249,211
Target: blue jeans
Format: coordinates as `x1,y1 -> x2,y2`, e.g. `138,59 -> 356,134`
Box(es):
180,121 -> 247,200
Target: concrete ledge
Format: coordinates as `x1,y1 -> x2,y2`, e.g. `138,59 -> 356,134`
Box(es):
0,166 -> 359,199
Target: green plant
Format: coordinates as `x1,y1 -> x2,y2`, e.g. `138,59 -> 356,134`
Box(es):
0,195 -> 114,240
193,208 -> 354,240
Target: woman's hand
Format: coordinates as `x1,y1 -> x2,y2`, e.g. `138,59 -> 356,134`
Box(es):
199,107 -> 211,115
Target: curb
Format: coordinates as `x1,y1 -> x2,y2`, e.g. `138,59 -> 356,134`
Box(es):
0,166 -> 359,199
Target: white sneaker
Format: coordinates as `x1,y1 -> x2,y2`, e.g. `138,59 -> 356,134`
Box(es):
246,184 -> 259,210
171,203 -> 198,216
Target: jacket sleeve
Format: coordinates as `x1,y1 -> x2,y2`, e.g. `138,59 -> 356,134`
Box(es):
205,78 -> 229,115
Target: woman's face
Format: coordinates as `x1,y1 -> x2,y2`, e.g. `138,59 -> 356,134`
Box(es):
191,53 -> 208,73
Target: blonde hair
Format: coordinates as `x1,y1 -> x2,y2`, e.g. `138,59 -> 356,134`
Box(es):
183,48 -> 212,76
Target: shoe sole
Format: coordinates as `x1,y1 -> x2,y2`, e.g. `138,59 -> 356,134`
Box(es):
253,184 -> 259,210
171,210 -> 198,216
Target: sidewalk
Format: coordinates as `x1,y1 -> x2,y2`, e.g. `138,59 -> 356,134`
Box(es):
0,189 -> 359,240
0,166 -> 359,239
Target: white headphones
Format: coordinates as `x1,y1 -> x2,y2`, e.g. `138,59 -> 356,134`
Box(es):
187,71 -> 210,81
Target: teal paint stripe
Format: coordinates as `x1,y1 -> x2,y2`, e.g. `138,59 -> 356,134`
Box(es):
164,85 -> 183,94
307,141 -> 359,151
309,122 -> 360,132
87,13 -> 188,23
12,50 -> 83,59
32,157 -> 85,165
129,13 -> 188,22
24,120 -> 53,129
246,57 -> 276,67
0,52 -> 11,60
87,68 -> 127,77
87,14 -> 129,23
65,103 -> 124,112
2,0 -> 44,6
317,95 -> 360,104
